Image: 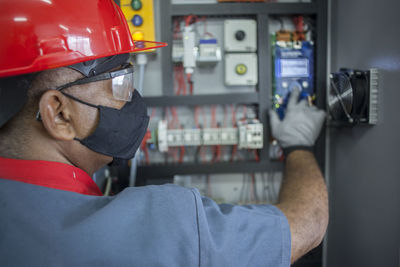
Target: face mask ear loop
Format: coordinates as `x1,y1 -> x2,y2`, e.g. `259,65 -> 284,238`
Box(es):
61,92 -> 99,143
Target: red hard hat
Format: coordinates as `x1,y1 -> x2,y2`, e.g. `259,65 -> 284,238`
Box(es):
0,0 -> 167,78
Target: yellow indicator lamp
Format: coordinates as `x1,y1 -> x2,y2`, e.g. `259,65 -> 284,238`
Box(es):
235,63 -> 247,75
133,31 -> 144,41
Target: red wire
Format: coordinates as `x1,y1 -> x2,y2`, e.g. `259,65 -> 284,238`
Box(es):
144,146 -> 149,164
179,145 -> 185,163
187,73 -> 193,95
194,106 -> 199,128
230,105 -> 237,162
170,107 -> 179,129
253,149 -> 260,162
181,67 -> 187,95
211,106 -> 217,127
169,147 -> 178,163
174,66 -> 181,95
185,15 -> 196,26
293,15 -> 305,41
150,108 -> 156,119
223,105 -> 228,128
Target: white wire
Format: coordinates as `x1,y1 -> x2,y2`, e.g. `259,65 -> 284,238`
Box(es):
138,64 -> 146,95
104,177 -> 112,196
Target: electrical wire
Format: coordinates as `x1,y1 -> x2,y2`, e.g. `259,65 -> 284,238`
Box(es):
250,174 -> 255,203
253,149 -> 260,162
104,176 -> 112,196
187,73 -> 194,95
185,15 -> 198,27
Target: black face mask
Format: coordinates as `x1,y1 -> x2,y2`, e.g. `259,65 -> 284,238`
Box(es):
63,90 -> 149,166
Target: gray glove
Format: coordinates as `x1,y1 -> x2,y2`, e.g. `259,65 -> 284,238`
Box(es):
269,89 -> 326,149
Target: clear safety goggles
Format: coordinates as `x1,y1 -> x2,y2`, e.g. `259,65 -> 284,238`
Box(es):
55,63 -> 135,102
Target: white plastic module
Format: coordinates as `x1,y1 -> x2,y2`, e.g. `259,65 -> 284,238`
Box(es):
196,38 -> 222,67
202,128 -> 220,145
183,25 -> 196,73
238,121 -> 263,149
157,120 -> 168,152
219,127 -> 238,145
172,39 -> 184,63
156,120 -> 263,151
167,129 -> 184,147
225,53 -> 258,86
182,129 -> 202,146
224,19 -> 257,52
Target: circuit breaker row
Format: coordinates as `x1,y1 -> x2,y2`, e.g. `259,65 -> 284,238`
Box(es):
156,119 -> 263,152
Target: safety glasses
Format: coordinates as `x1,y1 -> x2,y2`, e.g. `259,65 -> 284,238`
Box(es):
55,63 -> 135,102
35,63 -> 135,121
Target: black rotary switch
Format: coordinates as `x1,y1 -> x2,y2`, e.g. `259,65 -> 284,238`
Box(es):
235,30 -> 246,41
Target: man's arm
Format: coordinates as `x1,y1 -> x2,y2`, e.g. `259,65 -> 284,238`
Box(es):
269,88 -> 328,263
276,150 -> 328,263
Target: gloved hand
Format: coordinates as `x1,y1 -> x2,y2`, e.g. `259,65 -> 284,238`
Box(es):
269,89 -> 326,152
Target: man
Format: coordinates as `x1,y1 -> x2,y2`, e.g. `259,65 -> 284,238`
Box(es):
0,0 -> 328,266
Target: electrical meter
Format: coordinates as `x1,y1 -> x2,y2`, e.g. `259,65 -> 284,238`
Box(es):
272,40 -> 314,118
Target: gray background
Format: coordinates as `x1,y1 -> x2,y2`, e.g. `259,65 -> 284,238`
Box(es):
327,0 -> 400,266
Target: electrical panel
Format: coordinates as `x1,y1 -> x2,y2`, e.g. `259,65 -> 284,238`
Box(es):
224,19 -> 257,52
225,53 -> 258,86
102,3 -> 326,266
120,0 -> 156,50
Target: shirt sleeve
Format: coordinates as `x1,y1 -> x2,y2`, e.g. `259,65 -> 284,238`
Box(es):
190,188 -> 291,267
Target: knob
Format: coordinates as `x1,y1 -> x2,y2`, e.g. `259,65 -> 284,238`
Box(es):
132,15 -> 143,27
235,30 -> 246,41
131,0 -> 142,11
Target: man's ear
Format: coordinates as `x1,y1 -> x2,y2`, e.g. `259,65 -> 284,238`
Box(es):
38,90 -> 76,141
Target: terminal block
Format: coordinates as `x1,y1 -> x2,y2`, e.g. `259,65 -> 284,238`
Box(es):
156,119 -> 263,152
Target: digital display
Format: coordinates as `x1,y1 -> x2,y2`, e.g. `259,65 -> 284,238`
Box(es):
280,59 -> 309,77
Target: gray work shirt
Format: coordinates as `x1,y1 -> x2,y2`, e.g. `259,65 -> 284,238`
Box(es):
0,179 -> 291,267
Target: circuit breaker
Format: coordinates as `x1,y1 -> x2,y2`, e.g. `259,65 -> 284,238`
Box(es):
120,0 -> 156,50
224,19 -> 257,52
225,53 -> 258,86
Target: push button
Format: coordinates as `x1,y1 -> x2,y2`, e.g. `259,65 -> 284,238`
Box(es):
235,63 -> 247,75
131,0 -> 142,11
132,15 -> 143,27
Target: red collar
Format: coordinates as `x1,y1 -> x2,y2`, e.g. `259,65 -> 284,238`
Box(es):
0,157 -> 102,196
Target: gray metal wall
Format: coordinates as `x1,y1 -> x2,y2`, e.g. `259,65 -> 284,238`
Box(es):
327,0 -> 400,266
